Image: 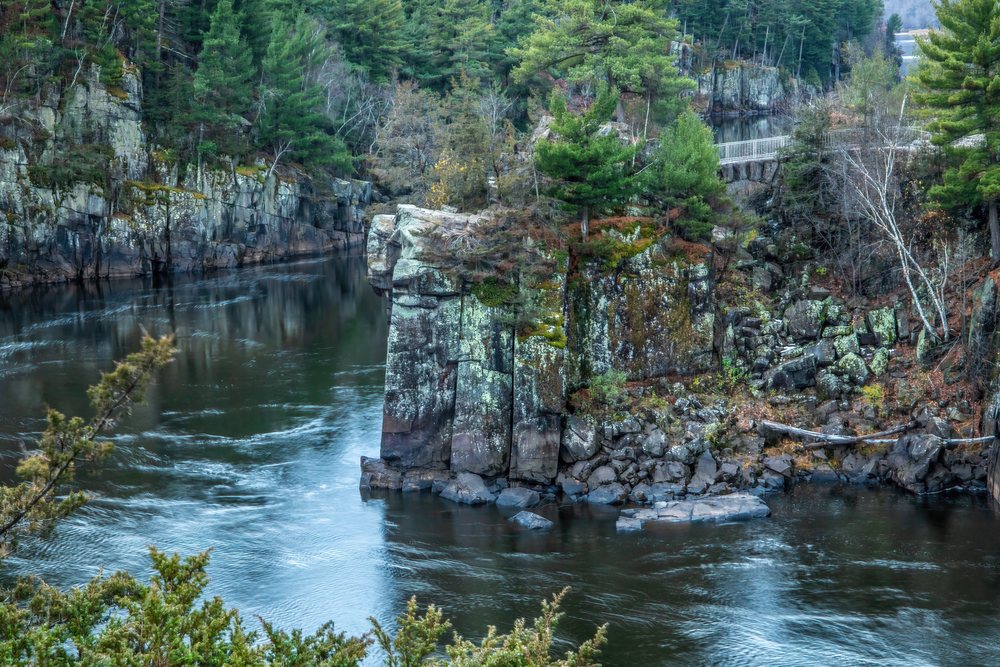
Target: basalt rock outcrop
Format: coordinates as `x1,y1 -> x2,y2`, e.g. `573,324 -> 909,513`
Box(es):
697,63 -> 789,115
361,205 -> 714,492
0,65 -> 370,286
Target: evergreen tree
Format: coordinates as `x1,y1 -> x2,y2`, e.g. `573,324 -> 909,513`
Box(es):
535,89 -> 641,237
259,14 -> 352,171
192,0 -> 255,150
914,0 -> 1000,264
408,0 -> 494,89
651,110 -> 726,240
510,0 -> 691,123
333,0 -> 407,82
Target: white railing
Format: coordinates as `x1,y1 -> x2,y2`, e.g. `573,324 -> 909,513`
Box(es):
716,125 -> 934,165
717,135 -> 790,164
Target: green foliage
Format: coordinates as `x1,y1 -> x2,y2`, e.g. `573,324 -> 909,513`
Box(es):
650,110 -> 727,241
535,89 -> 642,232
838,44 -> 903,118
914,0 -> 1000,247
510,0 -> 691,123
778,102 -> 836,215
589,369 -> 628,404
471,277 -> 520,307
332,0 -> 407,82
26,143 -> 114,190
444,588 -> 606,667
0,335 -> 176,560
192,0 -> 256,143
259,14 -> 352,171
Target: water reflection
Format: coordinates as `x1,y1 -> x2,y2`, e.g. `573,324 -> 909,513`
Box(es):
1,257 -> 1000,666
711,115 -> 793,144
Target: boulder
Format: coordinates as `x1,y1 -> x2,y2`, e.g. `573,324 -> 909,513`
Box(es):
803,339 -> 837,366
360,457 -> 403,490
785,300 -> 824,339
440,472 -> 496,505
509,511 -> 553,529
867,307 -> 897,346
648,493 -> 770,523
763,455 -> 792,477
497,487 -> 541,508
589,465 -> 618,486
812,463 -> 840,482
693,450 -> 718,481
642,428 -> 667,457
887,433 -> 944,492
561,415 -> 599,462
616,516 -> 644,532
766,354 -> 817,390
586,483 -> 628,504
833,333 -> 860,358
630,482 -> 653,503
869,348 -> 889,377
837,352 -> 870,384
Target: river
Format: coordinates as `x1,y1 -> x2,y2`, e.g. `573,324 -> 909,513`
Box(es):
2,254 -> 1000,666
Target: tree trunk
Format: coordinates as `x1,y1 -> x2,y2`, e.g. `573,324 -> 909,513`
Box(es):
582,204 -> 589,240
797,24 -> 806,80
990,200 -> 999,266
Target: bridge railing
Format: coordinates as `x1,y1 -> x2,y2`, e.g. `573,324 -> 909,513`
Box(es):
717,136 -> 790,164
716,125 -> 933,165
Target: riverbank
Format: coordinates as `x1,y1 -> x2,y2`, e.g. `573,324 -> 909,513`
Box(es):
3,252 -> 1000,666
0,65 -> 372,287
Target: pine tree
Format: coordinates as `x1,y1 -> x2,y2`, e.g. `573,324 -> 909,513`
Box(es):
192,0 -> 255,148
333,0 -> 407,82
259,14 -> 352,172
914,0 -> 1000,264
418,0 -> 494,89
510,0 -> 691,123
652,110 -> 727,240
535,89 -> 641,237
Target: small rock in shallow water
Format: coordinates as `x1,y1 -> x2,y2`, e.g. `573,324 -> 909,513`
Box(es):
496,487 -> 541,508
616,517 -> 644,532
651,493 -> 770,524
586,482 -> 627,504
440,472 -> 496,505
509,511 -> 552,529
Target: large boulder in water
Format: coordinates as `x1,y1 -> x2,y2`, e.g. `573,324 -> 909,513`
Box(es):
887,433 -> 944,493
440,472 -> 496,505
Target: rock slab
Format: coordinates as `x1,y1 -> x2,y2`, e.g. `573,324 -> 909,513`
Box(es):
509,511 -> 553,529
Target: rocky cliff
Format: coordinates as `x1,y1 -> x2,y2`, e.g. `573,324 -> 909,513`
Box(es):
696,63 -> 790,115
362,205 -> 714,490
363,206 -> 998,506
0,65 -> 370,287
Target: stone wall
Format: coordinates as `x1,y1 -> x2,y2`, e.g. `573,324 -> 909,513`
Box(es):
0,65 -> 370,286
697,63 -> 788,115
362,205 -> 714,490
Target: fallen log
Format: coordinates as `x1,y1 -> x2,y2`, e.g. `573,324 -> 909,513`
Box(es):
758,420 -> 995,450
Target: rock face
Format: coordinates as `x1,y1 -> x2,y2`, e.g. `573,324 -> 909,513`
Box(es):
0,65 -> 370,286
697,63 -> 788,114
365,205 -> 713,489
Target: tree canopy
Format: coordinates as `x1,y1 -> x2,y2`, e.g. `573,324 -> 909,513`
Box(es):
914,0 -> 1000,263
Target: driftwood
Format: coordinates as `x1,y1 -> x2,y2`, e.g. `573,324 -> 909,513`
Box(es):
759,420 -> 995,450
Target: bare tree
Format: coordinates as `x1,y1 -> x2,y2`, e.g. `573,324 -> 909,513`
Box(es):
835,99 -> 950,341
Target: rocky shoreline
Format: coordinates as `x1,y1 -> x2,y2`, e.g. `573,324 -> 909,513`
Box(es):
360,203 -> 998,512
0,65 -> 372,287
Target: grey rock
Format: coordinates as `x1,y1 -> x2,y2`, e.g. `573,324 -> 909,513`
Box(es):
785,300 -> 824,339
616,516 -> 644,532
686,478 -> 709,495
803,339 -> 837,366
867,307 -> 897,346
560,479 -> 587,496
833,333 -> 861,358
887,434 -> 944,491
764,455 -> 792,477
509,511 -> 553,529
496,487 -> 541,508
586,482 -> 628,505
767,354 -> 817,390
440,472 -> 496,505
837,352 -> 870,385
812,463 -> 840,482
642,427 -> 668,457
650,493 -> 770,523
630,482 -> 653,503
360,457 -> 403,490
589,465 -> 618,485
561,415 -> 599,462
